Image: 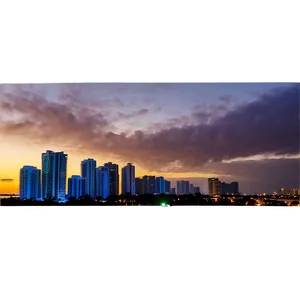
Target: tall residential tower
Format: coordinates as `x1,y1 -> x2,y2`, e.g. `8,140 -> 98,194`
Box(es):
42,150 -> 68,200
81,158 -> 96,198
20,166 -> 41,200
104,162 -> 119,196
122,163 -> 135,194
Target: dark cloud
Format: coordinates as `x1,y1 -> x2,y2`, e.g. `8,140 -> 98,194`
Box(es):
0,84 -> 299,178
0,179 -> 14,182
118,109 -> 149,120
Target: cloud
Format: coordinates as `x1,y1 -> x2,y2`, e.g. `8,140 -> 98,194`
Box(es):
0,84 -> 299,175
118,108 -> 149,120
0,179 -> 14,182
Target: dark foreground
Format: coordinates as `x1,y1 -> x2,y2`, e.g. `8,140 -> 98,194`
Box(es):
0,206 -> 300,218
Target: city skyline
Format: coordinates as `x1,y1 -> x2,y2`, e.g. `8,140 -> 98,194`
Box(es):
0,83 -> 299,195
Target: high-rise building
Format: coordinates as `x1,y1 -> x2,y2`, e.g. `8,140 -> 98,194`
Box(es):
194,186 -> 200,194
190,184 -> 194,194
20,166 -> 41,200
176,180 -> 190,194
184,181 -> 190,194
171,187 -> 176,194
122,163 -> 135,194
280,188 -> 285,195
208,178 -> 220,196
104,162 -> 119,196
230,182 -> 239,194
176,181 -> 181,194
220,181 -> 239,195
68,175 -> 86,199
96,166 -> 109,199
81,158 -> 96,198
142,175 -> 156,194
155,177 -> 165,194
135,178 -> 143,194
165,180 -> 171,193
42,150 -> 68,200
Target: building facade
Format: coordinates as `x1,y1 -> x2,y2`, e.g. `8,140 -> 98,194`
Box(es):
135,178 -> 143,194
176,180 -> 190,194
20,166 -> 41,200
165,180 -> 171,193
155,177 -> 165,194
81,158 -> 96,198
42,150 -> 68,200
208,178 -> 220,196
194,186 -> 200,194
190,184 -> 194,194
122,163 -> 135,194
220,181 -> 239,195
104,162 -> 119,196
68,175 -> 86,199
142,175 -> 156,194
96,166 -> 110,199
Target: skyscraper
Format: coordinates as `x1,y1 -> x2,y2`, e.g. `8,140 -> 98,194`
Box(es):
194,186 -> 200,194
104,162 -> 119,196
96,166 -> 109,199
190,183 -> 194,194
230,182 -> 239,195
165,180 -> 171,193
184,181 -> 190,194
122,163 -> 135,194
42,150 -> 68,200
208,178 -> 220,196
20,166 -> 41,200
142,175 -> 156,194
176,180 -> 190,194
68,175 -> 86,199
220,181 -> 239,195
135,178 -> 143,194
155,177 -> 165,194
81,158 -> 96,198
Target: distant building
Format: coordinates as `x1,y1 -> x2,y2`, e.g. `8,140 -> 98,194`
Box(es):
135,178 -> 143,194
68,175 -> 86,199
280,188 -> 285,195
81,158 -> 96,198
208,178 -> 220,196
165,180 -> 171,193
290,188 -> 300,196
194,186 -> 200,194
104,162 -> 119,196
20,166 -> 41,200
190,184 -> 194,194
184,181 -> 190,194
42,150 -> 68,200
230,182 -> 239,194
142,175 -> 156,194
155,177 -> 165,194
171,187 -> 176,194
220,181 -> 239,195
96,166 -> 110,199
176,180 -> 190,194
122,163 -> 135,194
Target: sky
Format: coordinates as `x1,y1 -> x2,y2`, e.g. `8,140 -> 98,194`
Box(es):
0,82 -> 299,194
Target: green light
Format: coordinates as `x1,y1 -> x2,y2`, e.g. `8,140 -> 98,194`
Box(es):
161,203 -> 166,206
